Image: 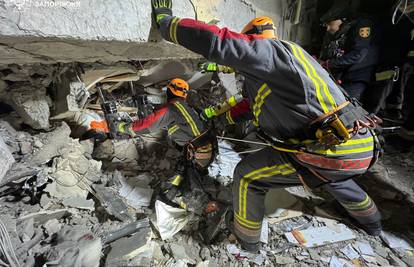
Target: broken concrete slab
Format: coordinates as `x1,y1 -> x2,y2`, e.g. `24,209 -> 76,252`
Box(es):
10,86 -> 50,129
19,209 -> 71,226
169,243 -> 198,265
102,218 -> 150,245
105,226 -> 152,266
62,197 -> 95,211
93,185 -> 133,222
0,136 -> 15,182
44,136 -> 102,199
138,60 -> 191,87
29,122 -> 71,165
45,225 -> 102,267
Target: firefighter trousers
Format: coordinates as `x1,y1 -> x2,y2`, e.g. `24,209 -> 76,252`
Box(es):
232,147 -> 381,245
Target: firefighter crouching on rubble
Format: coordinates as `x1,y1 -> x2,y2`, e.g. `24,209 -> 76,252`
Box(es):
81,78 -> 216,207
151,0 -> 382,252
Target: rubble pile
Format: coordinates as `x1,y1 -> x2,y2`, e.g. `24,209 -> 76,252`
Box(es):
0,62 -> 413,267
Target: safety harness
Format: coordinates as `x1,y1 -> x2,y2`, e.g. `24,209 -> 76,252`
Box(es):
257,89 -> 383,188
187,128 -> 218,169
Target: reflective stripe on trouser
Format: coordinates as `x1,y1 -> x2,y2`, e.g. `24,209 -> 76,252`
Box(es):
232,147 -> 381,244
323,179 -> 381,224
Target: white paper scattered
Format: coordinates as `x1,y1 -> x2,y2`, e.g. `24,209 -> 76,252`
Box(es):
381,231 -> 414,251
226,244 -> 240,255
260,217 -> 269,244
355,241 -> 375,256
329,256 -> 347,267
340,244 -> 359,260
155,200 -> 189,240
285,225 -> 355,248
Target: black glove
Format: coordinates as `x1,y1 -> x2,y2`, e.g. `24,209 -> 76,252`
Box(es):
151,0 -> 172,27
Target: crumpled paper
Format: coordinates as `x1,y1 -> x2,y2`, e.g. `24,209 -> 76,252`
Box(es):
155,200 -> 189,240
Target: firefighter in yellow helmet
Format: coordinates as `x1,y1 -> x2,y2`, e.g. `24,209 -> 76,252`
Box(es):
152,0 -> 382,252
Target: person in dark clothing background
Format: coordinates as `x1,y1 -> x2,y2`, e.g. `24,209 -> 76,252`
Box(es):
319,4 -> 380,101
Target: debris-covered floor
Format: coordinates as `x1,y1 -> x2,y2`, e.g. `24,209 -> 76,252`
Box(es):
0,62 -> 413,267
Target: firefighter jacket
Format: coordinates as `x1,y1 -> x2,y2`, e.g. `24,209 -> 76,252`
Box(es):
158,16 -> 375,163
131,98 -> 207,147
324,18 -> 380,83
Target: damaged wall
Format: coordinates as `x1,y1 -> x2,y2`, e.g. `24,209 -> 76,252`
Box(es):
0,0 -> 288,64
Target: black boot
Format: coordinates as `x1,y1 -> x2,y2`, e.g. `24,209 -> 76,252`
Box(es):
225,210 -> 260,253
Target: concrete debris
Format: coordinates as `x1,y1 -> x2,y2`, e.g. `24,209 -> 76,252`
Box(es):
187,71 -> 214,90
10,86 -> 50,129
102,218 -> 150,244
381,231 -> 414,252
389,253 -> 409,267
329,256 -> 350,267
138,60 -> 190,87
119,173 -> 154,209
62,197 -> 95,211
354,242 -> 375,257
45,225 -> 102,267
19,209 -> 71,226
93,185 -> 133,222
196,260 -> 219,267
105,226 -> 152,266
155,200 -> 189,240
29,122 -> 72,165
44,136 -> 102,200
285,224 -> 356,248
43,219 -> 62,236
274,254 -> 296,265
340,244 -> 360,260
94,139 -> 139,163
169,243 -> 199,265
0,136 -> 15,182
20,217 -> 35,242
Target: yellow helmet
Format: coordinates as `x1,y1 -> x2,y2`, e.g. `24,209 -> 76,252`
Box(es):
241,16 -> 277,39
167,78 -> 190,98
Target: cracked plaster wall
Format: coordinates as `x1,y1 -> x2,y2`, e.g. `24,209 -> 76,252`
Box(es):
0,0 -> 284,64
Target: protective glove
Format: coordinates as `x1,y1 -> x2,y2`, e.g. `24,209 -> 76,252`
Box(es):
198,62 -> 219,73
198,62 -> 235,74
200,106 -> 217,121
151,0 -> 172,27
116,121 -> 136,137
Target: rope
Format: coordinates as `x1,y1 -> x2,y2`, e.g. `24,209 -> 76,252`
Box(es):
392,0 -> 408,25
188,0 -> 198,20
217,136 -> 271,147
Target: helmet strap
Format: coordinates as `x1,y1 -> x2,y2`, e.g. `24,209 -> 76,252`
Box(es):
244,24 -> 275,35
